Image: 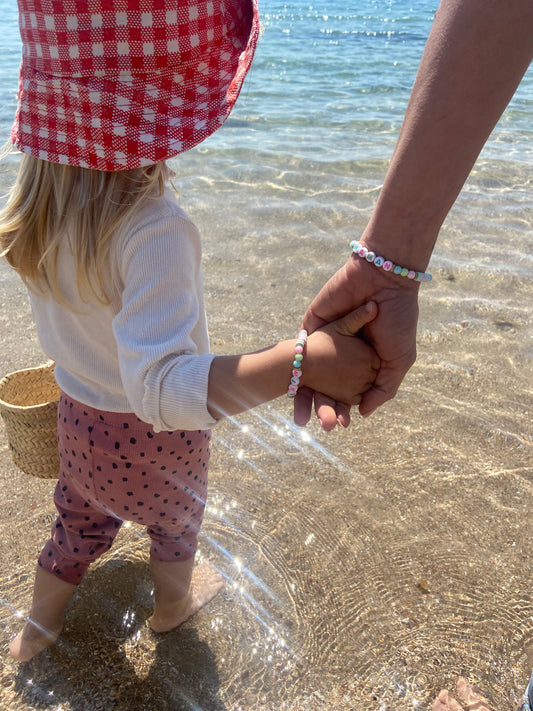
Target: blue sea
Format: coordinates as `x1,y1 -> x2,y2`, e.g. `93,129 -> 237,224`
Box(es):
2,0 -> 532,161
0,2 -> 532,710
1,0 -> 531,280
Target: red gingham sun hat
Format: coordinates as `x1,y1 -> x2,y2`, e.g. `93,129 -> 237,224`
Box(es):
11,0 -> 259,171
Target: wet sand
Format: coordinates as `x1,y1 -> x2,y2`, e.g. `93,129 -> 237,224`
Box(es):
0,161 -> 532,710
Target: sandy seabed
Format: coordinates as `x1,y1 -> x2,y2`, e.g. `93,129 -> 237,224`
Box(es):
0,161 -> 532,711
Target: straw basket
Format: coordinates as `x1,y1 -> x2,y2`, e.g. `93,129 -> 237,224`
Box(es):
0,362 -> 60,479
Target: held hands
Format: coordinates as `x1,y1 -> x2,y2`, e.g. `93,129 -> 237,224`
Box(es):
300,301 -> 380,428
295,254 -> 420,430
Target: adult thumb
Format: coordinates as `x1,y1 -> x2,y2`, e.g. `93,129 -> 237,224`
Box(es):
334,301 -> 377,336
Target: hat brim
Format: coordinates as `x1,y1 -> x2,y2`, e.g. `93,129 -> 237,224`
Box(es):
12,0 -> 259,171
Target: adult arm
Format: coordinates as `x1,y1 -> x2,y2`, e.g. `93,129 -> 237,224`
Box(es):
296,0 -> 533,429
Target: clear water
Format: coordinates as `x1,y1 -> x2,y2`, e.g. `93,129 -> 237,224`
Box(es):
0,1 -> 532,709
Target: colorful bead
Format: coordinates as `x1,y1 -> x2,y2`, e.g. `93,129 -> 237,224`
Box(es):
287,329 -> 308,398
349,240 -> 433,283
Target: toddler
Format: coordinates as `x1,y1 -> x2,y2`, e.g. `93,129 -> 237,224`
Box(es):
1,0 -> 379,662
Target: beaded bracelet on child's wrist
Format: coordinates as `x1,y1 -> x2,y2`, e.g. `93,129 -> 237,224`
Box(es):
350,240 -> 432,282
287,329 -> 307,398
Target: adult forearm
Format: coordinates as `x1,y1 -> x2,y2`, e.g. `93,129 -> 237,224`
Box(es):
362,0 -> 533,270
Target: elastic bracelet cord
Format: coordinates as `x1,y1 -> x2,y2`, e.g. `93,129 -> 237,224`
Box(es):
350,241 -> 432,282
287,329 -> 308,398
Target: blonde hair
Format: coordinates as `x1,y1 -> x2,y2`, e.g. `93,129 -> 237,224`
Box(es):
0,155 -> 168,304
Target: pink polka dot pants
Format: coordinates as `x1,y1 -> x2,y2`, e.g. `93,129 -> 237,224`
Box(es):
39,394 -> 211,585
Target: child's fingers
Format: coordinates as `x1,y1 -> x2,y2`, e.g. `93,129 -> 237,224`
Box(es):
333,301 -> 377,336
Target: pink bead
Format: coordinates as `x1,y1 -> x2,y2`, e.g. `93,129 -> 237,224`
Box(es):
294,345 -> 303,354
292,369 -> 302,377
348,239 -> 432,283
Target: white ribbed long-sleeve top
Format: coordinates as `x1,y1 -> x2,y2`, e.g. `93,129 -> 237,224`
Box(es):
29,187 -> 218,432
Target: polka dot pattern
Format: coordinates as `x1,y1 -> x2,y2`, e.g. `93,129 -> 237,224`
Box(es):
38,394 -> 211,585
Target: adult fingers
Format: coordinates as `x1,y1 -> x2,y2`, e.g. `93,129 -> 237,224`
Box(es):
333,401 -> 351,428
293,386 -> 314,427
358,363 -> 405,417
301,259 -> 360,334
314,392 -> 340,431
315,394 -> 357,431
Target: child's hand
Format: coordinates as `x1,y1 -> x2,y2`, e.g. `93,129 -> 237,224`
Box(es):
303,302 -> 380,408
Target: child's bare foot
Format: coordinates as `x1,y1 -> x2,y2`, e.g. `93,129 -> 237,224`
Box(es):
432,677 -> 492,711
9,567 -> 76,663
149,562 -> 223,633
9,620 -> 62,662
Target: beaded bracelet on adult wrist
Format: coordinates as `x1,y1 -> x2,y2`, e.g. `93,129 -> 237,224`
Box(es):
350,240 -> 432,282
287,329 -> 308,398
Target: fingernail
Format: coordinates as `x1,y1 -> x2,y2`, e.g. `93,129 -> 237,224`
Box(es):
362,407 -> 377,418
318,418 -> 323,428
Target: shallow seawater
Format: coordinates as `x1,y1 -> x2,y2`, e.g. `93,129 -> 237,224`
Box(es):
0,0 -> 532,707
1,149 -> 532,709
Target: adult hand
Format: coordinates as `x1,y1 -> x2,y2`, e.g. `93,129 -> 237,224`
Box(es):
292,0 -> 533,432
294,253 -> 420,430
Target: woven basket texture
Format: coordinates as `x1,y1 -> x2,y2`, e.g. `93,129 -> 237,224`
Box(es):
0,362 -> 60,479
